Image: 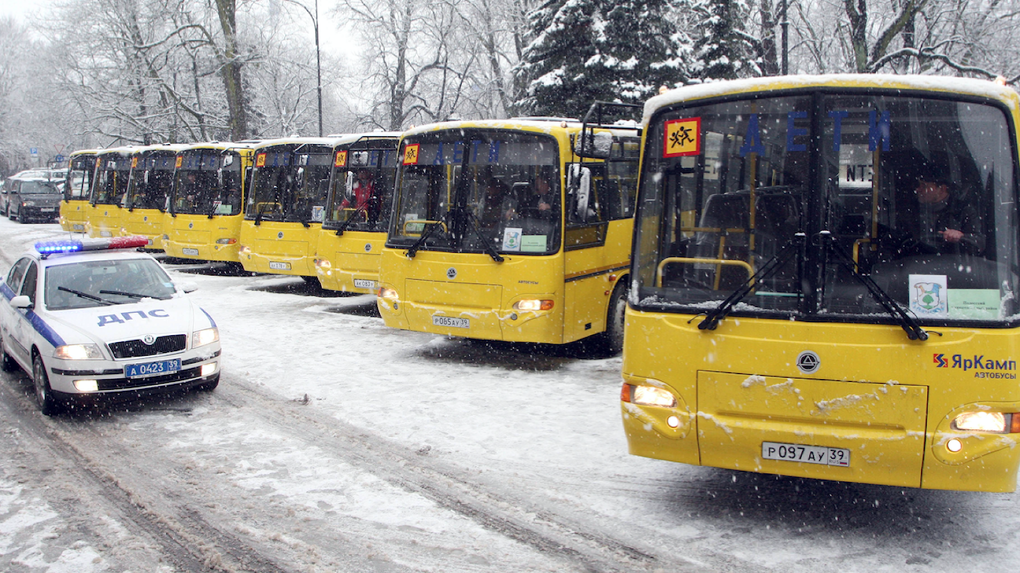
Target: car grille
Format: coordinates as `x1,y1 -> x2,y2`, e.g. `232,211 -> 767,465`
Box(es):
108,334 -> 187,359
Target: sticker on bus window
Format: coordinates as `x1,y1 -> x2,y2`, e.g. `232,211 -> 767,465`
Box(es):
502,227 -> 522,251
663,118 -> 701,158
948,289 -> 1000,320
256,153 -> 267,167
131,157 -> 139,168
335,150 -> 347,167
403,144 -> 421,165
521,235 -> 547,252
909,274 -> 947,317
175,155 -> 183,168
311,206 -> 325,222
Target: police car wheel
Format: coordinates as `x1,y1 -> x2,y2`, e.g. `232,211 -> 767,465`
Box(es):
0,340 -> 16,372
32,353 -> 60,416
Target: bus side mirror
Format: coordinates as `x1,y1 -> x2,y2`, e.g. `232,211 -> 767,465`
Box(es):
569,164 -> 592,223
574,131 -> 613,159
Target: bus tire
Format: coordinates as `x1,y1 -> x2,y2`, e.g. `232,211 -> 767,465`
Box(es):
593,280 -> 628,356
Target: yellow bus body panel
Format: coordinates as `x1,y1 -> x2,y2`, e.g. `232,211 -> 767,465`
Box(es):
85,204 -> 124,239
378,249 -> 568,343
59,200 -> 89,233
315,230 -> 387,293
238,220 -> 321,276
621,310 -> 1020,492
118,208 -> 168,249
164,213 -> 244,263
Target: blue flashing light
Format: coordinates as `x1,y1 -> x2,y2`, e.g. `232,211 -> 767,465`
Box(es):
35,240 -> 84,254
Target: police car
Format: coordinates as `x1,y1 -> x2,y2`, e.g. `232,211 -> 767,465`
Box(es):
0,236 -> 221,414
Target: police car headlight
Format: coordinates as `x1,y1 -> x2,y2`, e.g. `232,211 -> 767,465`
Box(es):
192,327 -> 219,348
53,343 -> 103,360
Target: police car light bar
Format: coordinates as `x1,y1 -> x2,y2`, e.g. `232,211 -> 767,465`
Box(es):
35,236 -> 150,255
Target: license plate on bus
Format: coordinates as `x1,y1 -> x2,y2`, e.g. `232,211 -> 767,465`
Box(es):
354,279 -> 376,289
125,358 -> 181,378
182,248 -> 199,256
761,442 -> 850,467
432,315 -> 469,329
72,224 -> 85,231
269,261 -> 291,271
41,208 -> 55,212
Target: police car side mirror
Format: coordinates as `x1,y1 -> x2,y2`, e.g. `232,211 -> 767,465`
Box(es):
11,295 -> 32,309
178,281 -> 198,294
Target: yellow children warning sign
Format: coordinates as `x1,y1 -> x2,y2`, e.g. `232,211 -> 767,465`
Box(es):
403,143 -> 420,165
256,153 -> 266,167
663,117 -> 701,157
335,150 -> 347,167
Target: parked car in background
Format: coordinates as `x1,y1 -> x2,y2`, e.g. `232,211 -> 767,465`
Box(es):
5,170 -> 63,223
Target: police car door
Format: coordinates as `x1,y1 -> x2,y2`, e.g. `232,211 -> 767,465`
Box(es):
8,260 -> 40,366
1,258 -> 31,366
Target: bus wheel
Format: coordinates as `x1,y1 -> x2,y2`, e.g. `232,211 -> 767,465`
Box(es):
593,281 -> 628,356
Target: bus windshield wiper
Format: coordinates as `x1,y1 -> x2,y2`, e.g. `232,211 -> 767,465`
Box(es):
699,233 -> 804,331
405,220 -> 444,259
821,231 -> 929,341
254,201 -> 268,226
58,286 -> 113,305
457,207 -> 504,262
335,204 -> 368,237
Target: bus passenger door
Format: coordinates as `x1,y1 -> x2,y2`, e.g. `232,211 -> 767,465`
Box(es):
563,163 -> 612,342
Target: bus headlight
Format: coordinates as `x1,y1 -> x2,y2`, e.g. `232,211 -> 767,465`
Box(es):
951,411 -> 1018,433
378,287 -> 398,300
54,343 -> 103,360
513,299 -> 554,311
238,244 -> 251,256
621,384 -> 677,408
216,238 -> 236,245
192,328 -> 219,348
314,258 -> 331,271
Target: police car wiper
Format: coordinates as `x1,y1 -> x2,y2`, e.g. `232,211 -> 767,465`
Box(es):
405,220 -> 444,259
820,231 -> 929,341
58,286 -> 114,305
699,233 -> 804,331
458,207 -> 504,262
99,289 -> 171,301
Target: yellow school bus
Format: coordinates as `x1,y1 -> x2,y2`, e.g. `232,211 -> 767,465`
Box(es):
162,142 -> 256,265
314,133 -> 400,293
622,74 -> 1020,492
376,116 -> 641,351
237,137 -> 343,282
86,147 -> 135,238
59,149 -> 99,233
118,144 -> 188,249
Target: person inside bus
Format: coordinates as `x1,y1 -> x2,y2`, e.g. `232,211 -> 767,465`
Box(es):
340,169 -> 376,222
518,170 -> 555,220
481,176 -> 512,228
895,157 -> 985,257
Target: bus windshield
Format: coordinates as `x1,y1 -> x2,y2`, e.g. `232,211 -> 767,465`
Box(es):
93,156 -> 132,205
324,144 -> 398,233
65,156 -> 95,201
245,145 -> 332,224
635,91 -> 1018,326
173,151 -> 244,216
388,130 -> 561,256
125,152 -> 175,210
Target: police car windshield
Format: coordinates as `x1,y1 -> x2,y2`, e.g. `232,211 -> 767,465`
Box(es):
44,259 -> 176,310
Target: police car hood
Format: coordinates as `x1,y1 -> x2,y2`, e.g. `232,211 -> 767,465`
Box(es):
47,295 -> 211,346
